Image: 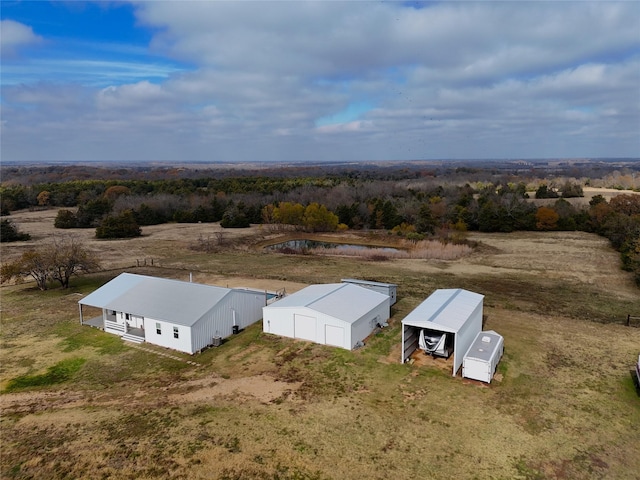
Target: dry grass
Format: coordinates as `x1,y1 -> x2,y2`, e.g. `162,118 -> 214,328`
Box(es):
308,238 -> 473,261
1,209 -> 640,480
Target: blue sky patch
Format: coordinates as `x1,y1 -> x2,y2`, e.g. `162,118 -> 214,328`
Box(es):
316,102 -> 375,127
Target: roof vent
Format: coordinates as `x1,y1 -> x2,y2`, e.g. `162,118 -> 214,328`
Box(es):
481,336 -> 491,343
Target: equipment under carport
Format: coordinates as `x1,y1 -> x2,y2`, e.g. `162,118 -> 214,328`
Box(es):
418,329 -> 452,358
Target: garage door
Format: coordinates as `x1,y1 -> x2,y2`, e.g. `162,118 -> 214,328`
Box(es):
325,325 -> 344,348
294,314 -> 316,341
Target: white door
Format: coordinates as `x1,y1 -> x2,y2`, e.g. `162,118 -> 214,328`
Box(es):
325,325 -> 344,348
294,314 -> 316,341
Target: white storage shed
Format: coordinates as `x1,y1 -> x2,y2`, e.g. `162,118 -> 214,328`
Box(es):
401,288 -> 484,376
263,283 -> 391,350
79,273 -> 266,354
462,330 -> 504,383
341,279 -> 398,305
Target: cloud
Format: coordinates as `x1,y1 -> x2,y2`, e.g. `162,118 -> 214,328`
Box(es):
0,20 -> 42,58
1,2 -> 639,162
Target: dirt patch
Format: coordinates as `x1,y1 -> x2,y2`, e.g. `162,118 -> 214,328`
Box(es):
167,374 -> 301,405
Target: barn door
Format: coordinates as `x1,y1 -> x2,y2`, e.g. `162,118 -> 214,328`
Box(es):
294,314 -> 316,341
325,325 -> 344,347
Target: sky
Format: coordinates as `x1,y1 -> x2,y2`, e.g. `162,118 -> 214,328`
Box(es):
1,1 -> 639,164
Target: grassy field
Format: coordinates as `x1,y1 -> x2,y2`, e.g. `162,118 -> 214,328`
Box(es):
1,218 -> 639,479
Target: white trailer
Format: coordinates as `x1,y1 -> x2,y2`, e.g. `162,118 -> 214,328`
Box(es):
462,330 -> 504,383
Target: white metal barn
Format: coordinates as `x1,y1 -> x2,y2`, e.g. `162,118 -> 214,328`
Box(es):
262,283 -> 391,350
341,278 -> 398,305
462,330 -> 504,383
401,288 -> 484,376
79,273 -> 266,354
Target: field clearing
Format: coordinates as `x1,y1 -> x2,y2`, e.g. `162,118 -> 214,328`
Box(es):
1,209 -> 640,479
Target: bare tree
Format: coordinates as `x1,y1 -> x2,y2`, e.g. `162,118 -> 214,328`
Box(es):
1,250 -> 51,290
1,236 -> 100,290
49,236 -> 101,288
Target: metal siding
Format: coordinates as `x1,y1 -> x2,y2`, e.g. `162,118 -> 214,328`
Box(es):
263,308 -> 295,338
325,325 -> 344,347
294,314 -> 317,341
350,298 -> 391,349
463,331 -> 504,383
463,358 -> 491,383
191,290 -> 264,352
264,287 -> 390,350
403,325 -> 419,362
143,317 -> 193,354
452,301 -> 483,376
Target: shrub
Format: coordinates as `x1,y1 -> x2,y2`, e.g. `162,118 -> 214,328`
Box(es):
54,209 -> 78,228
96,211 -> 141,238
0,219 -> 31,242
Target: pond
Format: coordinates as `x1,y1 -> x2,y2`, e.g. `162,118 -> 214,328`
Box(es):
264,239 -> 402,254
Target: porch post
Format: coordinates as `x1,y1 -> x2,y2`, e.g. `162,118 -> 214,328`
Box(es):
79,304 -> 84,325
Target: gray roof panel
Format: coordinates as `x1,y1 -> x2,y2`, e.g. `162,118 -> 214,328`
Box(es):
401,288 -> 484,333
79,273 -> 231,327
265,283 -> 389,324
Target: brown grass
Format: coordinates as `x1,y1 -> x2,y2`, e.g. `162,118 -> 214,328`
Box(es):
1,208 -> 639,480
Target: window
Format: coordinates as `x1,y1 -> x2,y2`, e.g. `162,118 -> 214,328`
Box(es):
173,327 -> 179,339
156,323 -> 161,335
125,313 -> 130,320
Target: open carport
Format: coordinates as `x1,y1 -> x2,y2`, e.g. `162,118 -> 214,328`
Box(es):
401,288 -> 484,377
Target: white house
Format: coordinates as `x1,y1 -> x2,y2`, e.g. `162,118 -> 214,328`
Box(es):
262,283 -> 391,350
401,288 -> 484,376
79,273 -> 266,354
462,330 -> 504,383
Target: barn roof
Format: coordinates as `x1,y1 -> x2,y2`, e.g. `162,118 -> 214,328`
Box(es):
266,283 -> 389,324
401,288 -> 484,333
79,273 -> 231,327
341,278 -> 397,288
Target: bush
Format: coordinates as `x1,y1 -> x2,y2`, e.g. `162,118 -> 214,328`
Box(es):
96,210 -> 142,238
54,209 -> 78,228
0,219 -> 31,242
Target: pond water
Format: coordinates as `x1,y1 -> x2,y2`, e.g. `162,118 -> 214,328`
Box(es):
265,239 -> 402,254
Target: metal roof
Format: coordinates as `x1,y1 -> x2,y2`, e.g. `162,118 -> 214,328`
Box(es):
79,273 -> 231,327
401,288 -> 484,333
341,278 -> 397,287
464,330 -> 503,362
266,283 -> 389,324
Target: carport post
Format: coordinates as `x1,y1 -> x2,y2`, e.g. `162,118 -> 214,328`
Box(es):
79,304 -> 84,325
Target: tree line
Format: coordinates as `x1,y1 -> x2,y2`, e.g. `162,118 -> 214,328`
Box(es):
1,172 -> 638,285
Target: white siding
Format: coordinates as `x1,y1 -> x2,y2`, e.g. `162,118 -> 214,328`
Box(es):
401,289 -> 484,376
452,301 -> 483,376
325,325 -> 344,347
463,331 -> 504,383
143,317 -> 193,353
294,314 -> 317,341
190,290 -> 265,353
263,308 -> 295,338
263,295 -> 391,350
349,299 -> 390,349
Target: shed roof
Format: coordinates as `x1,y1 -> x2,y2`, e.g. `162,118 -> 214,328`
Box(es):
401,288 -> 484,333
341,278 -> 397,288
265,283 -> 389,324
464,330 -> 503,362
79,273 -> 231,327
